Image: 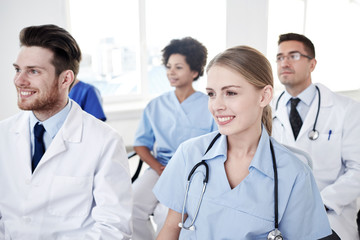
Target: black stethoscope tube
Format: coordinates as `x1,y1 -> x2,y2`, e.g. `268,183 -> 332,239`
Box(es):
270,139 -> 279,229
179,133 -> 282,239
312,86 -> 321,134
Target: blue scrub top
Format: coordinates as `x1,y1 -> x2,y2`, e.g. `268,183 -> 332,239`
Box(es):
69,81 -> 106,121
153,129 -> 332,239
134,91 -> 217,166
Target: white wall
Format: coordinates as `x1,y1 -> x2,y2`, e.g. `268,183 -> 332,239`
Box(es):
226,0 -> 269,54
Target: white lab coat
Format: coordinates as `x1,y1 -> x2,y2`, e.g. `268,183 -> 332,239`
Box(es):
272,83 -> 360,240
0,101 -> 133,240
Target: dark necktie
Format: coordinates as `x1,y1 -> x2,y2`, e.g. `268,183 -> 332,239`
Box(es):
289,98 -> 302,140
32,122 -> 46,172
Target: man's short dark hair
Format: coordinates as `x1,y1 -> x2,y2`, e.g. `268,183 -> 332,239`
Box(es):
19,24 -> 82,78
278,33 -> 315,58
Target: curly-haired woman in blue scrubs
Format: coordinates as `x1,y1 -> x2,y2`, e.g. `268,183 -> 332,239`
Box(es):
132,37 -> 217,240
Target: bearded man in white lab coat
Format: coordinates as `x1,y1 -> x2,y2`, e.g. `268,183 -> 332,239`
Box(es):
272,33 -> 360,240
0,24 -> 132,239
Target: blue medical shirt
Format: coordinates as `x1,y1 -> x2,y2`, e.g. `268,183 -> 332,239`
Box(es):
134,91 -> 217,166
153,129 -> 332,239
69,81 -> 106,121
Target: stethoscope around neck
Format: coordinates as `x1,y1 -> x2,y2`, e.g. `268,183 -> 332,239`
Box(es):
178,133 -> 283,240
275,85 -> 321,141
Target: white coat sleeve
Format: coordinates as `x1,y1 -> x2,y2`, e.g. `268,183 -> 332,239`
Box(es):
0,210 -> 4,238
321,101 -> 360,214
84,134 -> 133,239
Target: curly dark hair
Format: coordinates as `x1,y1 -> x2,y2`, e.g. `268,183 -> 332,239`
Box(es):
278,33 -> 315,58
162,37 -> 207,81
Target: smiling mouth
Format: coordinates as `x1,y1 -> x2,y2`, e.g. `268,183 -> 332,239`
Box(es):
217,116 -> 234,124
19,90 -> 36,97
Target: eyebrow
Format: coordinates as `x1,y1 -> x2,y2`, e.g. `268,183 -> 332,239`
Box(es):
12,63 -> 45,70
276,51 -> 301,57
206,85 -> 242,91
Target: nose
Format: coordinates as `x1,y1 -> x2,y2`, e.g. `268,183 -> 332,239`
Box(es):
167,67 -> 175,75
14,71 -> 29,87
210,95 -> 226,112
279,56 -> 291,67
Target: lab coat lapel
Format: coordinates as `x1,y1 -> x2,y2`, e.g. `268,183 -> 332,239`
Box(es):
297,84 -> 333,139
273,97 -> 294,142
35,101 -> 83,170
11,112 -> 33,177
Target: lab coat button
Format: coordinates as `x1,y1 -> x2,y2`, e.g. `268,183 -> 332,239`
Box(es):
22,216 -> 32,223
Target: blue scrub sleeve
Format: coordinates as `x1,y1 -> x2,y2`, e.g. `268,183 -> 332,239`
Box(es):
133,107 -> 155,150
82,87 -> 106,121
280,169 -> 332,239
153,144 -> 187,213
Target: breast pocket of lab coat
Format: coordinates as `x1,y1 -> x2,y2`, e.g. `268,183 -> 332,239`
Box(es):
47,176 -> 93,217
312,130 -> 342,170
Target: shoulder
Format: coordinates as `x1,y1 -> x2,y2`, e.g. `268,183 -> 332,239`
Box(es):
72,102 -> 120,137
149,91 -> 173,105
168,131 -> 221,171
0,112 -> 27,129
317,83 -> 360,108
72,81 -> 97,94
178,131 -> 220,154
193,91 -> 209,103
77,81 -> 93,89
194,91 -> 207,98
271,137 -> 312,176
144,91 -> 174,111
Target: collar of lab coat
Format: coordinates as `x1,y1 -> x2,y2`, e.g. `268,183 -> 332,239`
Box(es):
275,83 -> 334,115
273,83 -> 335,140
9,100 -> 84,174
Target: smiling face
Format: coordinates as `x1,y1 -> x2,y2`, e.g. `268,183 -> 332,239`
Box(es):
206,65 -> 267,137
166,53 -> 198,89
13,46 -> 72,121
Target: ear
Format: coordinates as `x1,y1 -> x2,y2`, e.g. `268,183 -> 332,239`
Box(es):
59,70 -> 75,90
259,85 -> 273,107
192,70 -> 199,80
309,58 -> 317,72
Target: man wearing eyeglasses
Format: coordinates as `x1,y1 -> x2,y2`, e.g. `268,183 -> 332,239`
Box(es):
272,33 -> 360,240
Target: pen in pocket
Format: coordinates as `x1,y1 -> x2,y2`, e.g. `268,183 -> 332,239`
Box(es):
328,130 -> 332,140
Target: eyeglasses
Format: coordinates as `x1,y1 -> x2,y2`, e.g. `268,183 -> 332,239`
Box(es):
276,52 -> 313,63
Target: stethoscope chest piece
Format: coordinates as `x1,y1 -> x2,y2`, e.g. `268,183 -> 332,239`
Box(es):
308,129 -> 319,141
267,228 -> 283,240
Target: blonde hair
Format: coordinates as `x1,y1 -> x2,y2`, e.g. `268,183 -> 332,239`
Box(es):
207,46 -> 273,135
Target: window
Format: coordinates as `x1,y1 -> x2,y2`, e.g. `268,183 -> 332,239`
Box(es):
69,0 -> 141,101
68,0 -> 226,102
267,0 -> 360,92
